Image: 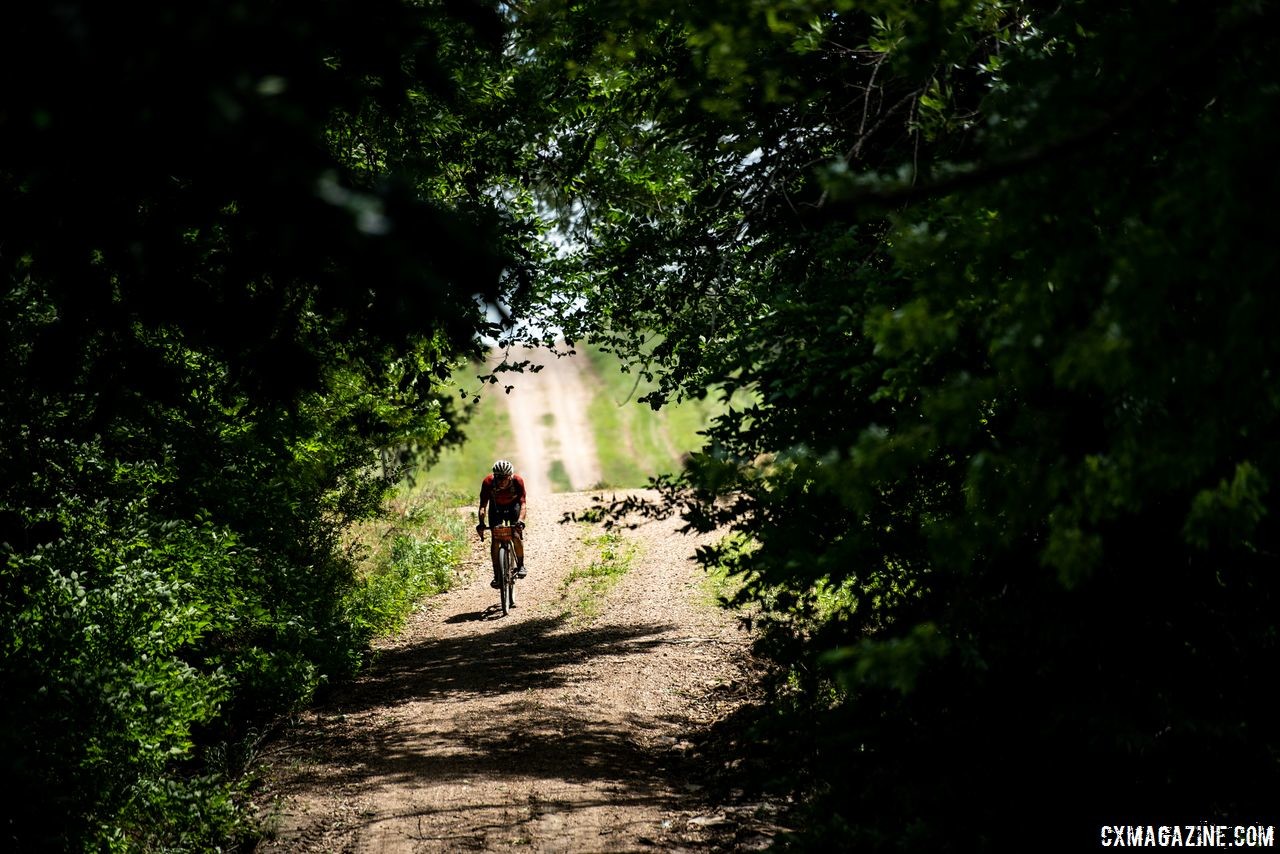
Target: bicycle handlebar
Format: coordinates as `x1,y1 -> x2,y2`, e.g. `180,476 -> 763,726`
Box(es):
476,522 -> 524,541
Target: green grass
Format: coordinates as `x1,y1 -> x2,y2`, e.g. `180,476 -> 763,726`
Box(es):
580,346 -> 693,487
418,358 -> 515,501
558,529 -> 637,621
343,487 -> 470,637
700,560 -> 748,610
580,344 -> 753,488
695,531 -> 755,611
547,459 -> 572,492
584,363 -> 652,488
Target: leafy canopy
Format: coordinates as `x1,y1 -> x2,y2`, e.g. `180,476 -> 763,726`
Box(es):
509,0 -> 1280,847
1,0 -> 543,848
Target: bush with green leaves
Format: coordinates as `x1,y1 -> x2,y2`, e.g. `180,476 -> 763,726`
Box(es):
345,500 -> 468,637
510,0 -> 1280,848
3,447 -> 237,848
1,0 -> 539,849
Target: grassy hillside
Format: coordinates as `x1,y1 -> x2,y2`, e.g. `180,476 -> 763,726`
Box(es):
580,345 -> 727,488
412,359 -> 514,502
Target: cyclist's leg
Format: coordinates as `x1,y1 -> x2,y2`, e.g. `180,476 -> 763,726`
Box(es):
514,531 -> 526,577
489,537 -> 501,588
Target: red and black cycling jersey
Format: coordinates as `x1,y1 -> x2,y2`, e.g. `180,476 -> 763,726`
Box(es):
480,473 -> 526,509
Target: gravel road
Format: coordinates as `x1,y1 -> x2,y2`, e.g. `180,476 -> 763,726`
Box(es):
254,348 -> 774,852
496,345 -> 603,496
255,491 -> 768,852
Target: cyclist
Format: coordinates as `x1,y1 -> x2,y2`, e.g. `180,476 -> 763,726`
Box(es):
476,459 -> 527,588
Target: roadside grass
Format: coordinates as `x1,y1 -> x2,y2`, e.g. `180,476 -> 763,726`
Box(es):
581,345 -> 690,488
584,370 -> 652,488
420,358 -> 515,499
558,528 -> 637,622
695,531 -> 758,614
342,486 -> 470,637
700,559 -> 749,610
580,344 -> 755,488
547,459 -> 572,492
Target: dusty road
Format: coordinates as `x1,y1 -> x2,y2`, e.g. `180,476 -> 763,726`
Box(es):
254,349 -> 773,852
495,345 -> 603,496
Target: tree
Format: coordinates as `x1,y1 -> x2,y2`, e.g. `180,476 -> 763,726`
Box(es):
513,0 -> 1280,847
1,1 -> 540,848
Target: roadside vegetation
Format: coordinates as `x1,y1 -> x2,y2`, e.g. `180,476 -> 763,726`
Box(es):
513,2 -> 1280,849
582,343 -> 755,489
418,358 -> 516,501
343,489 -> 470,638
2,4 -> 532,850
557,529 -> 638,622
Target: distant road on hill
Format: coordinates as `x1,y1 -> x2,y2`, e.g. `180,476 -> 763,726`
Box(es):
496,345 -> 603,496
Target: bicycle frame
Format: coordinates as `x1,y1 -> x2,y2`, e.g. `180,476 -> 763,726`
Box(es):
489,525 -> 519,616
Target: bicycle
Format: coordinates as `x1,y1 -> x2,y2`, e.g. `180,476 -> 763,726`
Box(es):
485,524 -> 520,616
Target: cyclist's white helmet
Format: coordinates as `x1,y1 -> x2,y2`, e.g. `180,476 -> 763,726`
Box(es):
492,459 -> 514,477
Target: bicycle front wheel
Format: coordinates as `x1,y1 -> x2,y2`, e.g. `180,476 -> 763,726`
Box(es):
499,543 -> 511,616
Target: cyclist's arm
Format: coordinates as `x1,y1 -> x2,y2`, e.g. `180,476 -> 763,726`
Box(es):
477,479 -> 491,528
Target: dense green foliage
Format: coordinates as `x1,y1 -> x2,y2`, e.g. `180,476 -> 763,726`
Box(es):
7,0 -> 1279,848
344,490 -> 469,638
510,0 -> 1280,848
0,2 -> 536,849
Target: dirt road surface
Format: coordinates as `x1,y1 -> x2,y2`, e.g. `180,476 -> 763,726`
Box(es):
496,345 -> 603,496
254,350 -> 774,852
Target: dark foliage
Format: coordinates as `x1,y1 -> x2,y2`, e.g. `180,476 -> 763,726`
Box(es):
1,1 -> 534,848
518,0 -> 1280,848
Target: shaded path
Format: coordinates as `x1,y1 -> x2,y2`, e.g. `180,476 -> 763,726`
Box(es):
254,491 -> 766,852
